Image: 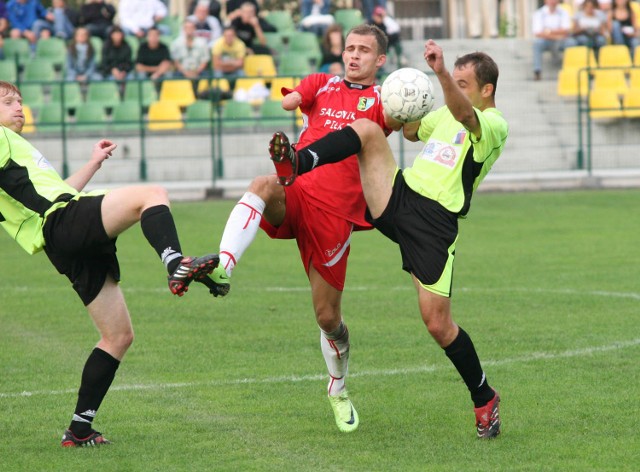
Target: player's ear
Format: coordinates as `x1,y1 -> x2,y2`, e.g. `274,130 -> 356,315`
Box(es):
376,54 -> 387,68
481,83 -> 494,98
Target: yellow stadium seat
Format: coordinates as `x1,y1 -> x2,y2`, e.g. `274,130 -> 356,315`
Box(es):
558,2 -> 573,17
22,105 -> 35,134
629,69 -> 640,89
147,101 -> 184,130
589,89 -> 623,119
592,69 -> 629,95
622,88 -> 640,118
635,45 -> 640,67
243,54 -> 277,79
598,45 -> 632,71
561,46 -> 597,70
159,80 -> 196,107
557,68 -> 590,97
197,78 -> 231,95
233,78 -> 268,106
269,76 -> 298,101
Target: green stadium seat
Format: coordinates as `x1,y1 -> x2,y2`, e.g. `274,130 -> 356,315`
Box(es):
23,59 -> 57,82
3,38 -> 31,67
221,99 -> 254,129
73,102 -> 107,132
86,81 -> 121,110
185,100 -> 214,129
289,31 -> 322,67
264,10 -> 295,32
20,83 -> 45,112
90,36 -> 103,64
110,101 -> 143,131
36,103 -> 65,133
35,37 -> 67,70
277,52 -> 312,76
123,80 -> 158,108
258,99 -> 293,129
0,60 -> 18,83
50,82 -> 84,111
334,9 -> 364,32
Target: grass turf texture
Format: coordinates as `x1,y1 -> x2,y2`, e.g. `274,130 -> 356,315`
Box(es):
1,189 -> 638,471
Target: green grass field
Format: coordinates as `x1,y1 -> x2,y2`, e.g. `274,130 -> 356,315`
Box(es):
1,189 -> 639,471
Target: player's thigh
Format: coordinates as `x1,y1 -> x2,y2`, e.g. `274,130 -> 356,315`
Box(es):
248,175 -> 286,226
101,185 -> 169,238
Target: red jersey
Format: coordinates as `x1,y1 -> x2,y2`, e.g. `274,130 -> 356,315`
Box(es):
287,73 -> 390,229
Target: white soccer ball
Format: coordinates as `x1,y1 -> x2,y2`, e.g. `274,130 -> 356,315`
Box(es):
381,67 -> 435,123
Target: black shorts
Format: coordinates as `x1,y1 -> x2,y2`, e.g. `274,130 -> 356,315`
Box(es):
366,170 -> 459,296
43,194 -> 120,306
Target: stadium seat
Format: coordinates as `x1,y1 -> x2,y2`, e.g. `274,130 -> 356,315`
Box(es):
73,103 -> 107,132
233,77 -> 269,105
124,35 -> 140,59
86,81 -> 121,110
277,52 -> 312,76
588,89 -> 623,119
221,99 -> 254,129
20,83 -> 45,112
0,60 -> 18,83
50,82 -> 84,111
35,37 -> 67,70
196,78 -> 231,102
264,10 -> 296,32
123,80 -> 158,108
147,101 -> 184,130
36,103 -> 65,133
561,46 -> 597,71
622,88 -> 640,118
3,38 -> 31,67
598,45 -> 632,71
110,101 -> 143,131
263,32 -> 284,55
334,9 -> 364,31
159,79 -> 196,107
557,68 -> 590,97
592,69 -> 629,95
185,100 -> 214,129
23,59 -> 56,82
289,31 -> 323,66
629,69 -> 640,89
22,105 -> 35,134
243,54 -> 277,79
635,45 -> 640,67
90,36 -> 103,64
269,76 -> 298,101
258,99 -> 293,129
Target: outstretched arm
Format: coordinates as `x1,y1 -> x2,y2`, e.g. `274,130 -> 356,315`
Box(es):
424,39 -> 480,137
64,140 -> 117,192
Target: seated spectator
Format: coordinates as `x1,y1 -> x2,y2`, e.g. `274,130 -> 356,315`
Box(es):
79,0 -> 116,40
362,0 -> 386,21
608,0 -> 639,56
170,18 -> 210,79
319,23 -> 343,73
187,1 -> 222,47
7,0 -> 49,47
65,26 -> 101,82
135,26 -> 173,80
32,0 -> 78,40
532,0 -> 572,81
225,0 -> 258,17
227,2 -> 272,55
118,0 -> 169,39
299,0 -> 334,37
369,6 -> 406,67
565,0 -> 608,56
0,1 -> 9,38
211,25 -> 245,84
188,0 -> 221,21
101,25 -> 133,80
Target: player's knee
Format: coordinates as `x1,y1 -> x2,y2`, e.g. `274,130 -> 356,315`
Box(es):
248,175 -> 282,202
146,185 -> 169,203
315,307 -> 341,332
351,118 -> 381,139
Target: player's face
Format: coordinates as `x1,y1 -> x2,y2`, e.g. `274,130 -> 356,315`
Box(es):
342,33 -> 385,84
453,63 -> 484,108
0,90 -> 25,134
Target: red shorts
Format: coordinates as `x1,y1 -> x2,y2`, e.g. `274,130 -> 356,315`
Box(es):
259,184 -> 353,291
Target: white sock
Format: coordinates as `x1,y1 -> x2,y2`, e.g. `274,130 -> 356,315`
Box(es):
219,192 -> 265,277
320,322 -> 349,396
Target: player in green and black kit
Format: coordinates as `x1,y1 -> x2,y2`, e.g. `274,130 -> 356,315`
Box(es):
269,39 -> 508,438
0,81 -> 218,447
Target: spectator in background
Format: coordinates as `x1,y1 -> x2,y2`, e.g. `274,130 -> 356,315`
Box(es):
319,23 -> 343,73
170,18 -> 210,79
188,0 -> 221,21
565,0 -> 608,56
66,26 -> 101,82
299,0 -> 334,37
118,0 -> 169,39
464,0 -> 499,38
32,0 -> 78,40
227,2 -> 272,55
362,0 -> 386,21
211,25 -> 245,84
0,1 -> 10,38
532,0 -> 572,81
608,0 -> 639,56
225,0 -> 258,18
187,1 -> 222,47
135,26 -> 173,80
79,0 -> 116,40
101,25 -> 133,81
369,6 -> 407,67
7,0 -> 49,47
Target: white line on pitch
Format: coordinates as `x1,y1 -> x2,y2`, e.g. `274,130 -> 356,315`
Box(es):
1,338 -> 638,400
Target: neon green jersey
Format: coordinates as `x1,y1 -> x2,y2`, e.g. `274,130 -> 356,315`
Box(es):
403,105 -> 508,216
0,126 -> 79,254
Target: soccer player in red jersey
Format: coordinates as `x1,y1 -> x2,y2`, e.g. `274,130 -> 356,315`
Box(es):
203,24 -> 401,432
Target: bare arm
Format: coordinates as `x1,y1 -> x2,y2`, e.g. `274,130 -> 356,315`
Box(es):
64,140 -> 117,191
424,39 -> 480,137
282,91 -> 302,111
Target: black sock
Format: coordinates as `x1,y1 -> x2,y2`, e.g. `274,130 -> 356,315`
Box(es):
70,348 -> 120,437
444,327 -> 494,408
297,126 -> 362,175
140,205 -> 183,274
